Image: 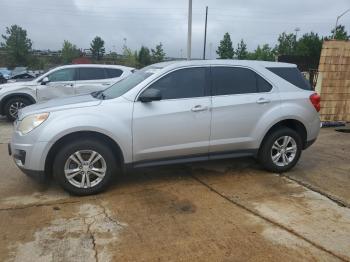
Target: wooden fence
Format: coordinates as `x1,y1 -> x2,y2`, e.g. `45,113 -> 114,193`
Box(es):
317,40 -> 350,122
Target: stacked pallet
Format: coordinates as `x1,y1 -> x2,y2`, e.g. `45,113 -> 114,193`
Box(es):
318,40 -> 350,122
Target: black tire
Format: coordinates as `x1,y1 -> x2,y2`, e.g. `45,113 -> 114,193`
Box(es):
258,127 -> 302,173
4,97 -> 31,121
53,139 -> 117,195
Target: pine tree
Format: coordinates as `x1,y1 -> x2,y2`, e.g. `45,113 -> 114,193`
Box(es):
216,33 -> 234,59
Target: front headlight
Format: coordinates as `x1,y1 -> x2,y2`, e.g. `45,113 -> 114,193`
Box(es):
17,113 -> 49,135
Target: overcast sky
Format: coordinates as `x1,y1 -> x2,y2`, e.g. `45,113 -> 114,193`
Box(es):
1,0 -> 350,58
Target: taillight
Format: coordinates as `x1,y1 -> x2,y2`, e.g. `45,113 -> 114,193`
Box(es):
309,93 -> 321,112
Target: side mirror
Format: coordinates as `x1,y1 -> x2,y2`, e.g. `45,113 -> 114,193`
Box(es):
41,77 -> 49,85
139,88 -> 162,103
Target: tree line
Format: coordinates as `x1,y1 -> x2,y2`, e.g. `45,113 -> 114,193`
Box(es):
0,24 -> 166,69
216,25 -> 349,61
1,23 -> 349,69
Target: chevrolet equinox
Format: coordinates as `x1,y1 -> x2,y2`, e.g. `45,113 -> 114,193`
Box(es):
9,60 -> 321,195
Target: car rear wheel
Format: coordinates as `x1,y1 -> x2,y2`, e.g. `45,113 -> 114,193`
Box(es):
4,97 -> 31,121
53,139 -> 117,195
258,127 -> 302,173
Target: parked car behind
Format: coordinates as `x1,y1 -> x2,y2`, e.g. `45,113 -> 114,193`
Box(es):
7,72 -> 36,83
0,64 -> 134,120
9,60 -> 321,195
0,68 -> 11,80
0,73 -> 7,84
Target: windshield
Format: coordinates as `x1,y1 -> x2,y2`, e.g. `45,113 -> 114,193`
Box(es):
100,66 -> 160,99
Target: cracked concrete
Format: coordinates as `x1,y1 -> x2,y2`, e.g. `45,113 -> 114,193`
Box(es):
1,118 -> 350,261
5,203 -> 126,262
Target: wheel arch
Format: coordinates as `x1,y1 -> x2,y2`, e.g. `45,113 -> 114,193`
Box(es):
260,119 -> 308,150
0,93 -> 36,115
44,131 -> 125,176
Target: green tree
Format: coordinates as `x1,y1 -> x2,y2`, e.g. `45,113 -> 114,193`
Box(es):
151,43 -> 166,63
90,36 -> 105,60
61,40 -> 80,64
216,32 -> 234,59
235,39 -> 248,59
276,32 -> 297,55
249,44 -> 275,61
296,32 -> 323,61
1,25 -> 32,66
138,46 -> 151,66
122,45 -> 138,67
330,25 -> 349,40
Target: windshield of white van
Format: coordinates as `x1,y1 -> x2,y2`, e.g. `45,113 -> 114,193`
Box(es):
96,66 -> 160,99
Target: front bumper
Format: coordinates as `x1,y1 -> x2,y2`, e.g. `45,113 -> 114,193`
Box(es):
9,135 -> 52,175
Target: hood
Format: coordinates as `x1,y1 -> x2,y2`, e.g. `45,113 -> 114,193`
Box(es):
0,81 -> 37,91
18,94 -> 101,120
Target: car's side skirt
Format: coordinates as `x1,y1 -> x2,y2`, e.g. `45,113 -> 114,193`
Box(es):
127,149 -> 258,169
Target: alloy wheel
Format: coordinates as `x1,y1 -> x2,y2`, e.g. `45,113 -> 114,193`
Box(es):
271,136 -> 297,167
9,101 -> 26,118
64,150 -> 107,188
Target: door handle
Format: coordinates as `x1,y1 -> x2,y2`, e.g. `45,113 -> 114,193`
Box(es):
102,83 -> 111,86
63,83 -> 74,87
191,105 -> 209,112
256,98 -> 271,104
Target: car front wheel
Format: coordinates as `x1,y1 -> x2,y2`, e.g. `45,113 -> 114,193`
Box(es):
258,127 -> 302,173
4,97 -> 31,121
53,139 -> 117,195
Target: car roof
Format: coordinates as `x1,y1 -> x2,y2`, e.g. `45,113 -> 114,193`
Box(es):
58,64 -> 135,70
152,59 -> 296,70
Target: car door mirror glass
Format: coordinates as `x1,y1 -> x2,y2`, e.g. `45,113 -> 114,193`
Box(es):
139,88 -> 162,102
41,77 -> 49,85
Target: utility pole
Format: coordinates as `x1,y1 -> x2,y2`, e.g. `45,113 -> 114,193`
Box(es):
294,27 -> 300,40
187,0 -> 192,60
203,6 -> 208,60
333,9 -> 350,39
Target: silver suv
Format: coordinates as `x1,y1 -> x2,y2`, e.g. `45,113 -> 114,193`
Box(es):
9,60 -> 321,195
0,64 -> 134,121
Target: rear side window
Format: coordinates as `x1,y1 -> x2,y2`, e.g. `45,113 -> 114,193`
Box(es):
78,68 -> 106,80
149,67 -> 207,100
267,67 -> 311,90
212,67 -> 272,95
106,68 -> 123,78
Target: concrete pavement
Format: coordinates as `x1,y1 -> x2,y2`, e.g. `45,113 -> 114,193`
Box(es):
0,118 -> 349,261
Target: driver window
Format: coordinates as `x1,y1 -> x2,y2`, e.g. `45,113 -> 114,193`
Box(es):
149,67 -> 206,100
47,68 -> 76,82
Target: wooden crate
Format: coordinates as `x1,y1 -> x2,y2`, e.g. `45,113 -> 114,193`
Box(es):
318,40 -> 350,122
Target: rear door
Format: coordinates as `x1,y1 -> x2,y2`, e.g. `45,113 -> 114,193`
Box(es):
36,68 -> 76,101
209,66 -> 280,154
132,67 -> 212,162
74,67 -> 112,94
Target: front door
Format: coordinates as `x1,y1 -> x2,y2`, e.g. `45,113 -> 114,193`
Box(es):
132,67 -> 212,163
36,68 -> 76,101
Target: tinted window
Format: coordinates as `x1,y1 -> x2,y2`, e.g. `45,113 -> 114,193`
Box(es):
267,67 -> 312,90
212,67 -> 258,95
79,68 -> 106,80
106,68 -> 123,78
47,68 -> 76,82
257,74 -> 272,92
149,67 -> 207,100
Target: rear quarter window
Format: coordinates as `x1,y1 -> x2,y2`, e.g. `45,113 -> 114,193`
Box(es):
106,68 -> 123,78
267,67 -> 312,90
